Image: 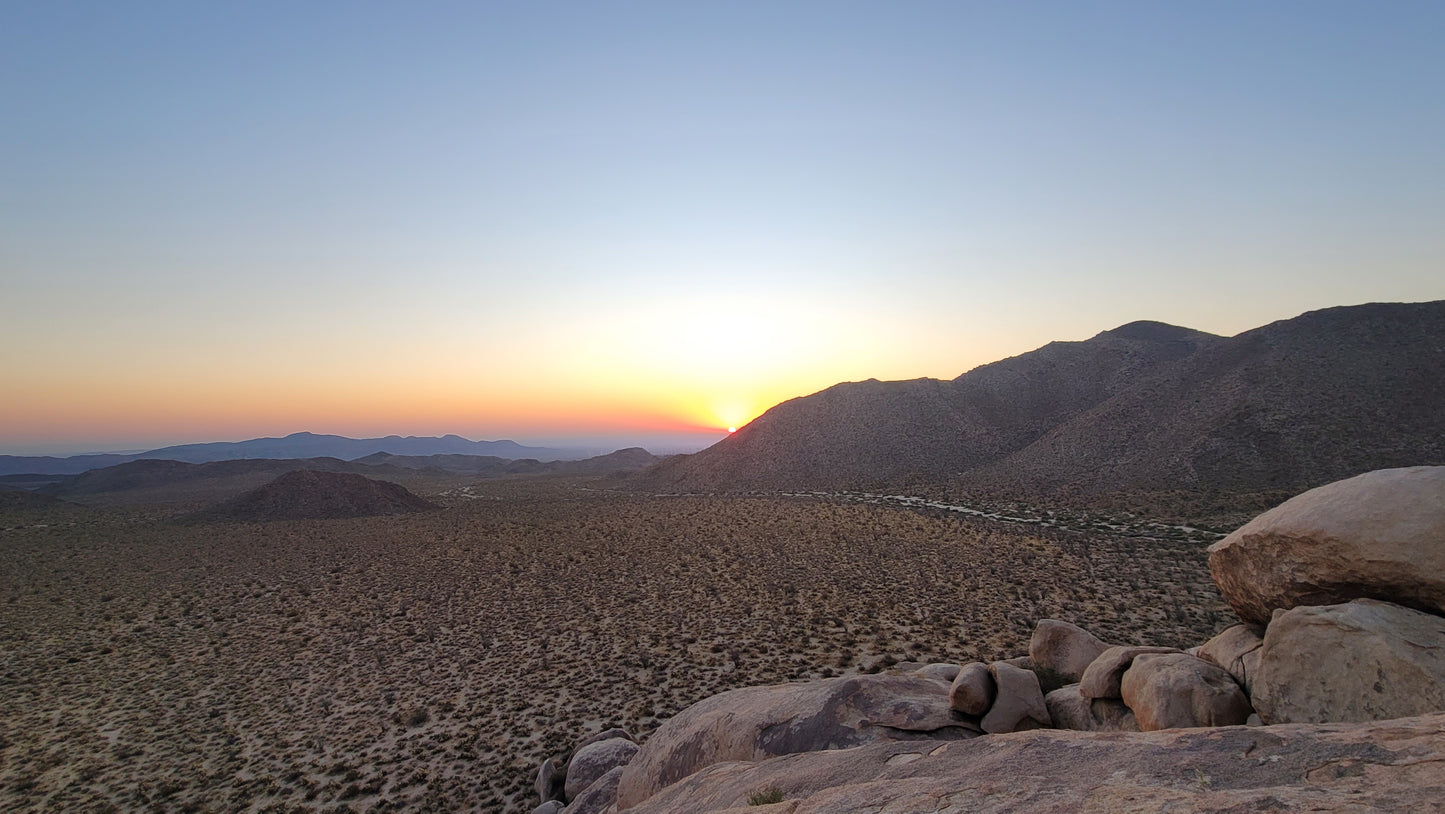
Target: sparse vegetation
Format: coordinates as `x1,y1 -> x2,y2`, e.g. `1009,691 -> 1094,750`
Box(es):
748,785 -> 785,805
0,478 -> 1230,812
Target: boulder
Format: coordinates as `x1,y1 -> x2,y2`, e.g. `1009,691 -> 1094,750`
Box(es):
565,737 -> 640,802
614,674 -> 978,809
1043,685 -> 1139,732
1029,619 -> 1110,684
980,661 -> 1051,734
1078,646 -> 1179,699
1196,624 -> 1264,696
1253,598 -> 1445,724
537,756 -> 565,804
915,663 -> 961,683
1207,466 -> 1445,626
532,803 -> 565,814
1120,653 -> 1252,731
947,662 -> 994,716
574,727 -> 634,753
564,765 -> 625,814
622,714 -> 1445,813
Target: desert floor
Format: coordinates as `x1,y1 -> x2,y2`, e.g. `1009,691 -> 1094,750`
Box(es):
0,478 -> 1231,812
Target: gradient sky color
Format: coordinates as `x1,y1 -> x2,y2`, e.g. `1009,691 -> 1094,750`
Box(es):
3,1 -> 1444,455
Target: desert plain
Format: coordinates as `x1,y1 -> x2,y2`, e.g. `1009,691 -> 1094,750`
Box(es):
0,476 -> 1231,812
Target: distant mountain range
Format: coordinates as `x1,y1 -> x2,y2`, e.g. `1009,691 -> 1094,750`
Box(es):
28,448 -> 662,506
0,432 -> 567,476
632,301 -> 1445,511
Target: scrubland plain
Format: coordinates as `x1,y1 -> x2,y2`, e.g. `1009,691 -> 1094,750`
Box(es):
0,478 -> 1230,812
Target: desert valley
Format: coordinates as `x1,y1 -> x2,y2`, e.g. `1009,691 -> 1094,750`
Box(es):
3,302 -> 1444,812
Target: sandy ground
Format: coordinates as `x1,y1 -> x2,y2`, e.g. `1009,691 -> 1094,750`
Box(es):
0,479 -> 1231,812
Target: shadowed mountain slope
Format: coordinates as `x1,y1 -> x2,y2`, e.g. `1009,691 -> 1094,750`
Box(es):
631,302 -> 1445,501
194,469 -> 438,522
962,301 -> 1445,498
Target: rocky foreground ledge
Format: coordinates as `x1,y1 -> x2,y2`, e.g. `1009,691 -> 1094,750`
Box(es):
532,467 -> 1445,813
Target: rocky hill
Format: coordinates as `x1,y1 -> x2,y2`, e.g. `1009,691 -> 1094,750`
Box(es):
194,469 -> 438,522
631,302 -> 1445,509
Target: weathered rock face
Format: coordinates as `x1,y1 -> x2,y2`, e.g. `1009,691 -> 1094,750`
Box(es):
623,714 -> 1445,813
1196,624 -> 1264,696
1253,598 -> 1445,724
614,674 -> 978,810
564,737 -> 639,802
532,802 -> 564,814
1043,685 -> 1138,732
563,765 -> 624,814
1120,653 -> 1252,731
980,662 -> 1051,734
1208,466 -> 1445,625
947,662 -> 994,717
1079,646 -> 1179,700
1028,619 -> 1111,684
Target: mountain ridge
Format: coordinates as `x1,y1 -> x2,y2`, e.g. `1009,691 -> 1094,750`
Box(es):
0,433 -> 568,476
630,301 -> 1445,512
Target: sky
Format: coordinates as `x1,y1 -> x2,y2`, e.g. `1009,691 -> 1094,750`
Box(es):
3,1 -> 1444,456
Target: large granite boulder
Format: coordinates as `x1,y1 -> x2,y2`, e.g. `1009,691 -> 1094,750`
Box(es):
980,661 -> 1051,734
1196,624 -> 1264,696
1029,619 -> 1111,684
563,766 -> 624,814
1079,646 -> 1178,699
1044,685 -> 1139,732
1253,598 -> 1445,724
1208,466 -> 1445,626
565,737 -> 639,802
1120,652 -> 1252,731
623,714 -> 1445,812
947,662 -> 994,716
614,674 -> 978,809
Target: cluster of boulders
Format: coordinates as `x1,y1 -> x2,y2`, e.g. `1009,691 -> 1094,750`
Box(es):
532,728 -> 640,814
530,466 -> 1445,813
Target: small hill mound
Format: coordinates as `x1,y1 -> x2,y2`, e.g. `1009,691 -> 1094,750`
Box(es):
195,470 -> 438,521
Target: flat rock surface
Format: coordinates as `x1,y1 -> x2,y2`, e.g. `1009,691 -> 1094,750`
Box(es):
623,714 -> 1445,813
1208,466 -> 1445,625
615,674 -> 978,809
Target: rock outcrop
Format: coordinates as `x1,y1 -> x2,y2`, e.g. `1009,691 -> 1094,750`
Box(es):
1208,466 -> 1445,625
1253,599 -> 1445,724
621,714 -> 1445,813
614,674 -> 977,809
581,467 -> 1445,811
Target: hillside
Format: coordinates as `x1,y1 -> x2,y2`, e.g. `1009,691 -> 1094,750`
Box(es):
631,302 -> 1445,510
194,469 -> 438,521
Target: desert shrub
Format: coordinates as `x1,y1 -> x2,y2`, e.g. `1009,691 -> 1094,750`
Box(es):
748,786 -> 784,805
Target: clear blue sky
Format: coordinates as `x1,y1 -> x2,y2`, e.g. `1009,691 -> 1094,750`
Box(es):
3,1 -> 1443,454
